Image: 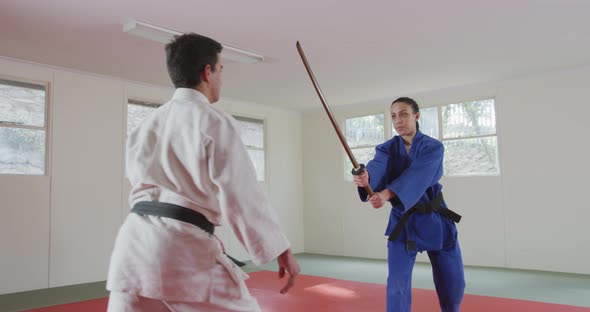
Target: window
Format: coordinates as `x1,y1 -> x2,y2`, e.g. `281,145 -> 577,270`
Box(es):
344,114 -> 384,180
390,99 -> 499,176
0,79 -> 48,175
233,116 -> 265,181
127,99 -> 161,135
441,99 -> 499,176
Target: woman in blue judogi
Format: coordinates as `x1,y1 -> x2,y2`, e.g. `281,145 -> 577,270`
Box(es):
353,97 -> 465,312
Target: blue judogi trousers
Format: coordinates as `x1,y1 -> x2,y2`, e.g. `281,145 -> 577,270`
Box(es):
386,237 -> 465,312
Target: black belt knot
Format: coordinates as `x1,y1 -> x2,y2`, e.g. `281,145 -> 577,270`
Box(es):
388,193 -> 461,244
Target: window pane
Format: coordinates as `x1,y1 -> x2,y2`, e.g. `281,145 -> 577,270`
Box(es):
344,147 -> 376,180
247,149 -> 265,181
442,99 -> 496,139
419,107 -> 439,139
0,127 -> 45,175
393,107 -> 439,139
235,118 -> 264,148
127,104 -> 156,135
443,137 -> 499,176
346,114 -> 384,148
0,80 -> 46,127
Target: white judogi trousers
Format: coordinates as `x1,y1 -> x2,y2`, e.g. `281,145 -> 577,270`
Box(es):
108,290 -> 261,312
107,214 -> 262,312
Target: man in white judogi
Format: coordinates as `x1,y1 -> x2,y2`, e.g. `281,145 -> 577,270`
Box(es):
106,33 -> 300,311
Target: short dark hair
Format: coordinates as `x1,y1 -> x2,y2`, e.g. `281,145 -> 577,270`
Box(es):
165,33 -> 223,88
391,97 -> 420,130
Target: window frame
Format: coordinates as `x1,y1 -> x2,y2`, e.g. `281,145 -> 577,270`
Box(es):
0,76 -> 51,176
342,111 -> 386,180
438,97 -> 500,177
232,114 -> 267,182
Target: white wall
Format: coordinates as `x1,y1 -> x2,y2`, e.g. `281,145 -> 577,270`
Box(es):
303,66 -> 590,275
49,71 -> 125,287
0,176 -> 50,294
0,57 -> 304,294
497,68 -> 590,274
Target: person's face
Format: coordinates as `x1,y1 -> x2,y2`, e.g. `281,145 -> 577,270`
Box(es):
208,54 -> 223,103
391,102 -> 419,136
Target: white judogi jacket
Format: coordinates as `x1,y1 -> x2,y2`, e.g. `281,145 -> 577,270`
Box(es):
107,88 -> 290,302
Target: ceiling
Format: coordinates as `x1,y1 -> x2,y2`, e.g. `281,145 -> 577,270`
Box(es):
1,0 -> 589,110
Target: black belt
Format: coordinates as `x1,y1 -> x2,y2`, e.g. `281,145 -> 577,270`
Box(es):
131,201 -> 246,267
388,193 -> 462,244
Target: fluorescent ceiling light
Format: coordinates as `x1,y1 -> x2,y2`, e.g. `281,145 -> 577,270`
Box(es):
123,20 -> 264,64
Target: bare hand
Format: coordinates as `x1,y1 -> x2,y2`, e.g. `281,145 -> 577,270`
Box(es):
277,248 -> 300,294
368,193 -> 384,209
352,169 -> 369,187
369,190 -> 393,209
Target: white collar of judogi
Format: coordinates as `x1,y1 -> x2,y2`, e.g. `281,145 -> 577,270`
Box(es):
172,88 -> 210,104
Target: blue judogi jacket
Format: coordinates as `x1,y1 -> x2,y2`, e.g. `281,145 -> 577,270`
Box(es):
359,131 -> 456,251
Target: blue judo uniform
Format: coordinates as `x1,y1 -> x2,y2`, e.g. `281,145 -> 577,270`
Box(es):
358,131 -> 465,312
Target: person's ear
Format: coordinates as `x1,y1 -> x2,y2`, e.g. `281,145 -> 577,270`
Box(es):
201,64 -> 212,83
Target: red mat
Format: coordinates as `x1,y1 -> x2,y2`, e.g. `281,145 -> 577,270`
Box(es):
25,270 -> 590,312
248,271 -> 590,312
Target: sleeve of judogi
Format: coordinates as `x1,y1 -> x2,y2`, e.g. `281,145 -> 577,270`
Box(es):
358,141 -> 392,201
205,116 -> 290,265
387,140 -> 444,211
